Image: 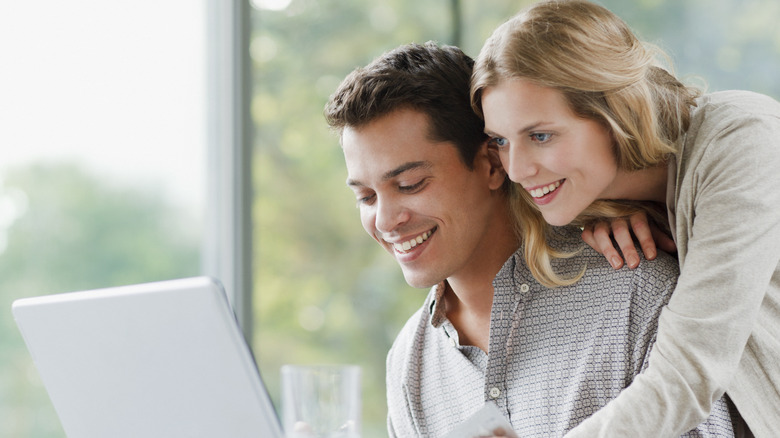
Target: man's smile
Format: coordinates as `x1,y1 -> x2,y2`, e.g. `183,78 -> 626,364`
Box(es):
386,228 -> 435,254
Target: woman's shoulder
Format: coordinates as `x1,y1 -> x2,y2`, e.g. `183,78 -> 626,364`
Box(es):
693,90 -> 780,123
683,90 -> 780,164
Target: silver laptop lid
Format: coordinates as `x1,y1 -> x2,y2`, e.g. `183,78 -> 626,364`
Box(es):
12,276 -> 283,438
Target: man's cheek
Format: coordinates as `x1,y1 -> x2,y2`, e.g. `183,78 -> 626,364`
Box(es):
360,213 -> 377,240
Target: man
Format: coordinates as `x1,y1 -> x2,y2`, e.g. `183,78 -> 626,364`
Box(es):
324,42 -> 736,437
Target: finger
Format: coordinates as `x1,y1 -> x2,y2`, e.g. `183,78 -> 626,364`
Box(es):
581,226 -> 600,254
628,212 -> 656,261
612,218 -> 641,269
591,221 -> 625,270
489,426 -> 519,438
651,227 -> 678,254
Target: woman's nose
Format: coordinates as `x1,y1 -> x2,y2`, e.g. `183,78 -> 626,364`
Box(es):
503,144 -> 538,183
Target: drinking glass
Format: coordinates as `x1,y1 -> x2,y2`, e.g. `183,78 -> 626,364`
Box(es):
280,364 -> 361,438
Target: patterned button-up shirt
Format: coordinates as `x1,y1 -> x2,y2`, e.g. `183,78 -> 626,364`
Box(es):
386,226 -> 738,437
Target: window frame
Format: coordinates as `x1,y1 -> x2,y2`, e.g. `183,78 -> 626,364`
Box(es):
203,0 -> 254,342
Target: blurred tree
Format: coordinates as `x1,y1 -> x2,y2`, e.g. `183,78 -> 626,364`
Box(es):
249,1 -> 533,436
250,1 -> 779,437
0,163 -> 200,438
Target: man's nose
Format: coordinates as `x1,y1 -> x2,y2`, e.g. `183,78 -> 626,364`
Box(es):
374,196 -> 410,234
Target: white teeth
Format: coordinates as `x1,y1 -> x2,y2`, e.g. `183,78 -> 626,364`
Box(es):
530,181 -> 561,198
393,230 -> 432,253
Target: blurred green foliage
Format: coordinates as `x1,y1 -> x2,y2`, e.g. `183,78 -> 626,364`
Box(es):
249,1 -> 779,436
249,2 -> 535,436
0,163 -> 200,437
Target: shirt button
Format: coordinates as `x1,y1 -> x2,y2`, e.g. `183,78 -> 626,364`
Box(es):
489,387 -> 501,398
449,337 -> 457,347
520,283 -> 530,293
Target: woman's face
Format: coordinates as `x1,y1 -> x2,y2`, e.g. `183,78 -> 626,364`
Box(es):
480,78 -> 620,226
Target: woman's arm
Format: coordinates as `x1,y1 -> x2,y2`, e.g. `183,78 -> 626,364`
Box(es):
567,101 -> 780,437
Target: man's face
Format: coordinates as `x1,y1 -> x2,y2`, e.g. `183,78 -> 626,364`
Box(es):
343,108 -> 506,288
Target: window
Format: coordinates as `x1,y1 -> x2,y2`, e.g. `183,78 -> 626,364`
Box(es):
2,0 -> 778,437
0,1 -> 207,436
248,0 -> 779,436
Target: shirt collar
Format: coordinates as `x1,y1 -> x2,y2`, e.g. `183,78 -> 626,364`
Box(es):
427,249 -> 523,329
429,281 -> 448,328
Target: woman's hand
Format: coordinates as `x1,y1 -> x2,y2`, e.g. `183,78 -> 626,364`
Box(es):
581,211 -> 677,269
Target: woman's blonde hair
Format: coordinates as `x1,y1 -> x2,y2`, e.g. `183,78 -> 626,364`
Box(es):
509,184 -> 669,288
473,0 -> 700,287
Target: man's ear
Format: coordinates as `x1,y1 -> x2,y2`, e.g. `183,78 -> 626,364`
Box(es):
484,140 -> 507,190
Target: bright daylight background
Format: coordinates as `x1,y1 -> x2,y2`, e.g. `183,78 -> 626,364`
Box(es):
0,1 -> 205,436
1,0 -> 779,437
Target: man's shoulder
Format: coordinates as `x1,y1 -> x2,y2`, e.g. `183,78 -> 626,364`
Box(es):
555,236 -> 680,294
391,305 -> 427,348
546,224 -> 679,278
575,246 -> 679,317
387,287 -> 437,370
543,245 -> 679,329
581,244 -> 678,279
627,248 -> 680,282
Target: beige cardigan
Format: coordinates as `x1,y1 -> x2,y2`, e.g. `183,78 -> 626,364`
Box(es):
567,91 -> 780,437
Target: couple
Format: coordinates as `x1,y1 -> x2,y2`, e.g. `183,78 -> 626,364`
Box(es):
326,1 -> 780,436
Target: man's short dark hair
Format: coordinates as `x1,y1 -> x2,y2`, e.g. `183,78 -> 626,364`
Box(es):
324,41 -> 487,169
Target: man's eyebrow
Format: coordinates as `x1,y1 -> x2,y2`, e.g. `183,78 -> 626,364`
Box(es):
346,161 -> 432,187
383,161 -> 432,180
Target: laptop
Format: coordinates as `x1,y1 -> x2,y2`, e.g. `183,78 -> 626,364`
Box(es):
12,276 -> 284,438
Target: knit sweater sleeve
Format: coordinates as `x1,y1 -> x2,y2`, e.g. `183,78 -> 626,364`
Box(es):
565,91 -> 780,437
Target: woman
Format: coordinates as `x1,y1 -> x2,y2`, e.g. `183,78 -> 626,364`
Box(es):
471,0 -> 780,436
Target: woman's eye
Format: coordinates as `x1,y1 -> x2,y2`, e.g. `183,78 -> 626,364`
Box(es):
489,137 -> 508,148
530,132 -> 552,143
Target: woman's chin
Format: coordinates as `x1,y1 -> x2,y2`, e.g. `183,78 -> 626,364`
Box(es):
540,211 -> 577,227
